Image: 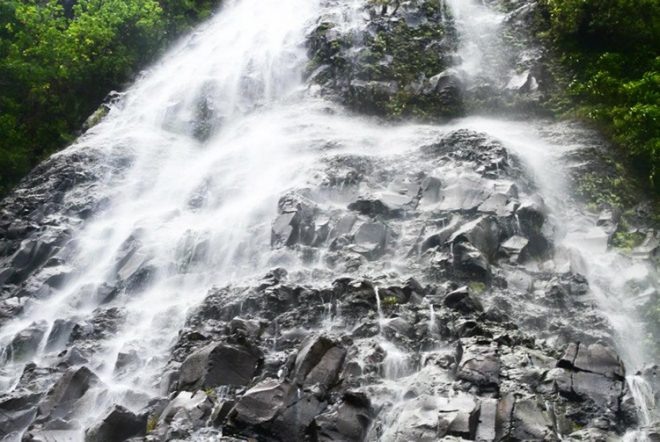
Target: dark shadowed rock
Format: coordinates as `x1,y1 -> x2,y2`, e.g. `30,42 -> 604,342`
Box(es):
38,366 -> 100,421
84,405 -> 146,442
293,335 -> 346,390
554,343 -> 625,411
230,379 -> 293,426
424,70 -> 464,116
510,397 -> 557,441
0,394 -> 41,439
312,392 -> 372,442
271,195 -> 316,248
443,286 -> 484,314
8,321 -> 47,361
5,240 -> 57,285
449,216 -> 501,260
516,196 -> 546,235
348,196 -> 404,218
452,242 -> 491,281
500,235 -> 530,262
347,81 -> 398,115
179,342 -> 262,390
457,341 -> 500,391
45,319 -> 76,351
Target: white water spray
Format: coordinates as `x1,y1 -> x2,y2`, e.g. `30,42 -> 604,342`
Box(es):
0,0 -> 656,441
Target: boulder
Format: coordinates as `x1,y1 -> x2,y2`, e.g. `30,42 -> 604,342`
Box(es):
516,196 -> 546,235
8,321 -> 48,361
6,240 -> 56,284
451,242 -> 491,281
424,70 -> 464,116
293,336 -> 346,390
420,176 -> 442,205
272,212 -> 310,248
380,395 -> 442,441
0,394 -> 40,438
38,366 -> 100,420
554,343 -> 625,411
436,177 -> 491,211
457,341 -> 500,391
115,247 -> 151,287
352,222 -> 387,259
178,342 -> 262,390
84,405 -> 146,442
227,318 -> 262,340
311,392 -> 372,442
45,319 -> 76,351
329,215 -> 357,240
509,397 -> 556,441
475,398 -> 497,441
230,379 -> 293,426
569,343 -> 624,379
500,235 -> 530,262
269,392 -> 327,442
449,216 -> 501,260
347,80 -> 398,115
437,394 -> 480,439
348,196 -> 404,218
160,391 -> 211,424
271,195 -> 316,248
478,193 -> 516,217
443,286 -> 483,314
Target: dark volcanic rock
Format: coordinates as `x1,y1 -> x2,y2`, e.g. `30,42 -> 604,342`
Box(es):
7,321 -> 48,362
293,335 -> 346,390
312,392 -> 373,442
457,340 -> 500,391
230,379 -> 292,427
178,342 -> 262,390
84,405 -> 146,442
553,342 -> 625,413
443,286 -> 484,314
38,366 -> 100,421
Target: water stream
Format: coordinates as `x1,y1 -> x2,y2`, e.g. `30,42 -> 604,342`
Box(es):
0,0 -> 657,440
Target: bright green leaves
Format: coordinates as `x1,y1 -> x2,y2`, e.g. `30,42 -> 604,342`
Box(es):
539,0 -> 660,191
0,0 -> 220,195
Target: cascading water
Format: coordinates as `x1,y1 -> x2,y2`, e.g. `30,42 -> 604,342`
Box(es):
0,0 -> 325,433
0,0 -> 657,441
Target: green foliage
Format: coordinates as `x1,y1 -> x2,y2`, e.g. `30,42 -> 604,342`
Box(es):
610,230 -> 645,253
537,0 -> 660,192
382,295 -> 398,305
146,416 -> 158,433
468,282 -> 487,295
0,0 -> 219,195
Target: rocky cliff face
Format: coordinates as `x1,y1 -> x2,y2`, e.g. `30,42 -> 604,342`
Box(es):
0,0 -> 658,441
307,0 -> 556,120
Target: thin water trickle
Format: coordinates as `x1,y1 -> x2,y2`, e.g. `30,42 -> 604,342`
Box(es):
428,304 -> 436,335
374,286 -> 384,334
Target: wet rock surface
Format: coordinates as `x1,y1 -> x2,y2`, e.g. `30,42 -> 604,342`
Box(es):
0,1 -> 658,441
0,125 -> 653,441
307,0 -> 461,118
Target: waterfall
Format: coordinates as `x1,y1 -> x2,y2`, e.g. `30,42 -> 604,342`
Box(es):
0,0 -> 657,440
0,0 -> 324,432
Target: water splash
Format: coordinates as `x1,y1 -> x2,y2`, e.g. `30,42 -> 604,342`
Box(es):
0,0 -> 656,440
